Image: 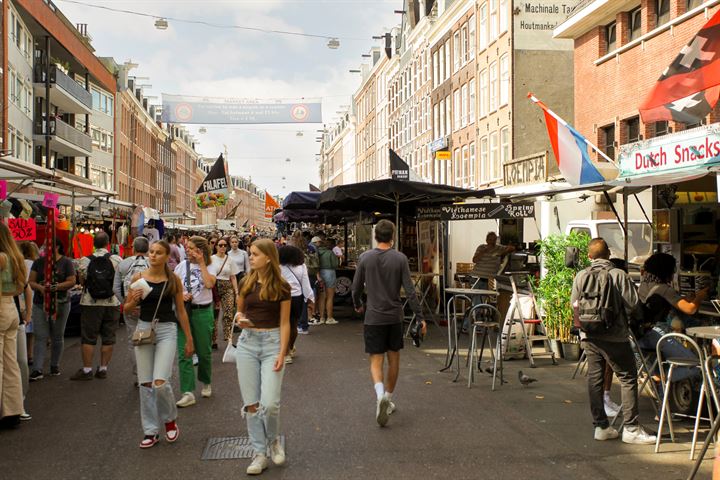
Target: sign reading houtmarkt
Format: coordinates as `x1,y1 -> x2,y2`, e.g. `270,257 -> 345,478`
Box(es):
514,1 -> 578,51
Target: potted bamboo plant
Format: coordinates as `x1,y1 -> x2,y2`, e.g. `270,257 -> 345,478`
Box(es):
533,232 -> 590,360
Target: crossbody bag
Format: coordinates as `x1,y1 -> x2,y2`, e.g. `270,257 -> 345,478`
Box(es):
131,280 -> 167,346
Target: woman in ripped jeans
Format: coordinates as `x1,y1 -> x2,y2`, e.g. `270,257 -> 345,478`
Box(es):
235,239 -> 291,475
125,240 -> 194,448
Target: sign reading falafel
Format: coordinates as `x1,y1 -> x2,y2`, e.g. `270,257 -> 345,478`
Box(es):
416,203 -> 535,221
195,155 -> 229,209
162,94 -> 322,124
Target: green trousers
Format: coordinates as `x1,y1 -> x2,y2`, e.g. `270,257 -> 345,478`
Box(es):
177,306 -> 214,393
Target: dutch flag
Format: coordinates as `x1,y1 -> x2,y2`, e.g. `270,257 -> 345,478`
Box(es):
529,93 -> 606,186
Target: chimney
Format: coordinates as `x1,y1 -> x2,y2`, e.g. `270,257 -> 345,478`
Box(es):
128,78 -> 135,92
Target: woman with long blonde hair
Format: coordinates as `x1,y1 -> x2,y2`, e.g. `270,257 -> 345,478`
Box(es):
0,222 -> 27,429
235,238 -> 291,475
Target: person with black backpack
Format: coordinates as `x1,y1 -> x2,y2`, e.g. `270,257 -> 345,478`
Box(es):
571,238 -> 656,445
70,232 -> 122,381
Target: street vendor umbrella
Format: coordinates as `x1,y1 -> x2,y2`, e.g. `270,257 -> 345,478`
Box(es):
317,179 -> 495,244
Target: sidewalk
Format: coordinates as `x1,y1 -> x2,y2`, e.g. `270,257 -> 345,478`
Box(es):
2,318 -> 713,479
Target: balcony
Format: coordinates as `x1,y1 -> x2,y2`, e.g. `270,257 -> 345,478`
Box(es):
33,65 -> 93,114
34,117 -> 92,157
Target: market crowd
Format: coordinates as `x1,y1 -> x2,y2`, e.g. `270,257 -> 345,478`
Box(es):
0,224 -> 347,475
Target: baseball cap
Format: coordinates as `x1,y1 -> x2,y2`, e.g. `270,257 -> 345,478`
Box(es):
311,236 -> 322,244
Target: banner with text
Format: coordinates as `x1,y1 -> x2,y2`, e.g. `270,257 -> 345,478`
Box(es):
265,192 -> 280,219
196,155 -> 229,209
8,218 -> 36,241
416,203 -> 535,221
514,1 -> 576,51
162,94 -> 322,124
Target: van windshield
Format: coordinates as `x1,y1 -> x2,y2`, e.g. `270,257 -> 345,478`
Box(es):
597,223 -> 653,265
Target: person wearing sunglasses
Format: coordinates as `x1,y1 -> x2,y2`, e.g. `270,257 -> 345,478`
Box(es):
211,238 -> 241,347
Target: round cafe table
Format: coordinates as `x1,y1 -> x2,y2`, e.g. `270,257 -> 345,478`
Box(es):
686,326 -> 720,340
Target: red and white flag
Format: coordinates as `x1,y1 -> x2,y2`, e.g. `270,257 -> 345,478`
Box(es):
640,9 -> 720,123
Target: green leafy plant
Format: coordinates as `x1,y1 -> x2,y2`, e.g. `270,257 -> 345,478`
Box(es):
533,232 -> 591,342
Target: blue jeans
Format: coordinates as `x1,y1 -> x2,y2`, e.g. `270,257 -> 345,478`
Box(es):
31,302 -> 70,372
637,326 -> 700,382
235,328 -> 285,455
135,321 -> 178,436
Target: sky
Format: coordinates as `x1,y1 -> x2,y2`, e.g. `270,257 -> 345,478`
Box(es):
55,0 -> 401,196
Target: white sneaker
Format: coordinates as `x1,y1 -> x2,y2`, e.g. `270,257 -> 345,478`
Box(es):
246,454 -> 269,475
284,355 -> 293,364
201,384 -> 212,398
269,438 -> 286,465
604,399 -> 621,417
622,425 -> 657,445
176,392 -> 196,408
376,395 -> 390,427
308,319 -> 322,326
325,318 -> 338,325
594,425 -> 619,441
387,401 -> 396,415
192,354 -> 199,366
290,346 -> 297,358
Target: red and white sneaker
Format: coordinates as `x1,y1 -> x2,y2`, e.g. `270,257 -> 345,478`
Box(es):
165,420 -> 179,443
140,434 -> 160,449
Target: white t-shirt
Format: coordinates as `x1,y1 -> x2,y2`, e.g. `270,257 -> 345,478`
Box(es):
144,227 -> 159,244
211,254 -> 240,281
174,260 -> 219,305
228,248 -> 249,273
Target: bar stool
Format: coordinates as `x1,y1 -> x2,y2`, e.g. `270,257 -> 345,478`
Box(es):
466,304 -> 502,391
655,332 -> 713,460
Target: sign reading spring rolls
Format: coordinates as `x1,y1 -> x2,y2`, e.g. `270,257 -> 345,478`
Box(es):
416,203 -> 535,221
195,155 -> 229,209
162,94 -> 322,124
8,218 -> 36,241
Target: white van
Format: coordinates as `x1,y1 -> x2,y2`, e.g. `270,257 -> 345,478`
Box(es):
565,219 -> 653,267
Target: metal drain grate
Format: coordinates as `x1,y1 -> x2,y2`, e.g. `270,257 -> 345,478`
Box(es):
201,436 -> 285,460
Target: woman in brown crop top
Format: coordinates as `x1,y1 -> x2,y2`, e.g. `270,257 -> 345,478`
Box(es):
234,238 -> 291,475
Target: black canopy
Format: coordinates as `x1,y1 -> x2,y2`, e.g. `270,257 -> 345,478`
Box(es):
282,191 -> 320,210
317,179 -> 494,214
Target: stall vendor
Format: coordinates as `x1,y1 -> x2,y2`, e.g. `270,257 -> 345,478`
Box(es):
471,232 -> 514,288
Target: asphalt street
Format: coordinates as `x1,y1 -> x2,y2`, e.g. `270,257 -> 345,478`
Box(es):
2,312 -> 713,480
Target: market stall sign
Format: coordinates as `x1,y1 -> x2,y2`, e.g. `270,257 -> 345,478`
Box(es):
8,218 -> 36,241
619,123 -> 720,177
42,192 -> 59,209
416,203 -> 535,221
435,150 -> 451,160
503,152 -> 548,186
0,180 -> 6,201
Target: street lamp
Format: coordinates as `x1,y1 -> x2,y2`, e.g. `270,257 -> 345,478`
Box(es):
154,18 -> 169,30
327,38 -> 340,49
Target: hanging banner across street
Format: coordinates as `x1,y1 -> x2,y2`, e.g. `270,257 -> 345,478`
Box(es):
162,94 -> 322,124
196,154 -> 229,209
416,203 -> 535,221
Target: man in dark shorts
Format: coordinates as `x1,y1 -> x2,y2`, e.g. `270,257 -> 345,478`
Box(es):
351,219 -> 426,427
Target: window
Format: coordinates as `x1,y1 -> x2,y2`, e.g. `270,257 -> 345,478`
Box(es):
454,31 -> 461,71
469,78 -> 476,123
479,69 -> 488,118
469,142 -> 476,186
479,4 -> 488,51
500,127 -> 510,166
434,103 -> 440,137
480,136 -> 489,181
489,61 -> 498,111
445,95 -> 452,138
469,14 -> 476,59
654,121 -> 670,137
461,26 -> 468,63
433,51 -> 439,88
626,116 -> 640,143
490,131 -> 499,179
461,83 -> 468,127
489,0 -> 498,42
453,90 -> 461,131
462,145 -> 470,185
444,41 -> 451,80
606,22 -> 617,53
439,99 -> 446,137
439,47 -> 445,84
499,0 -> 508,34
687,0 -> 703,9
600,124 -> 615,159
449,149 -> 457,185
629,7 -> 642,41
500,54 -> 509,106
656,0 -> 670,27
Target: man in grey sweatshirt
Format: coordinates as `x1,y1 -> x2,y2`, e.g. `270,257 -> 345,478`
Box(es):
351,219 -> 426,427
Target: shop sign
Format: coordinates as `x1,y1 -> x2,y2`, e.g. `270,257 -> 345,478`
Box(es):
619,124 -> 720,177
217,219 -> 237,231
435,150 -> 451,160
416,203 -> 535,221
429,137 -> 449,153
42,192 -> 59,209
8,218 -> 36,241
514,1 -> 575,51
503,152 -> 548,186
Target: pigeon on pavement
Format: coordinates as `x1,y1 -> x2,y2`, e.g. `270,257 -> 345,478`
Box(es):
518,370 -> 537,386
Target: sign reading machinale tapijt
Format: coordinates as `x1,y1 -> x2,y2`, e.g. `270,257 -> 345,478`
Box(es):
196,155 -> 229,209
416,203 -> 535,221
162,94 -> 322,124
